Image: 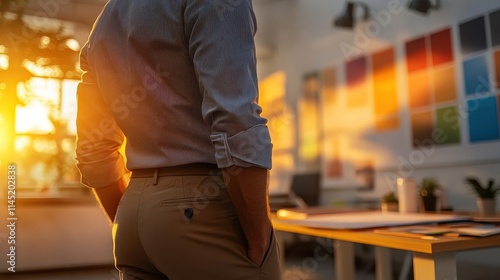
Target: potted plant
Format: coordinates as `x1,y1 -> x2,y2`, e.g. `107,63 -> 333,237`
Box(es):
418,178 -> 440,212
464,177 -> 500,215
380,191 -> 398,212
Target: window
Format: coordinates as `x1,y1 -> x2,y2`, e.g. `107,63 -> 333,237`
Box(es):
258,71 -> 295,193
0,20 -> 83,196
13,76 -> 80,193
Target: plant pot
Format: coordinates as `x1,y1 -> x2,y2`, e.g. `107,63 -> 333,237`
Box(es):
381,202 -> 399,212
420,194 -> 438,212
476,198 -> 496,215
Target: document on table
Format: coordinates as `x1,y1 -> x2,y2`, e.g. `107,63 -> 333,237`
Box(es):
374,223 -> 500,238
276,211 -> 470,229
452,225 -> 500,237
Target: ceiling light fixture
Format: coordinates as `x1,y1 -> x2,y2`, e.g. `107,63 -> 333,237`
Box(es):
408,0 -> 440,15
333,1 -> 370,29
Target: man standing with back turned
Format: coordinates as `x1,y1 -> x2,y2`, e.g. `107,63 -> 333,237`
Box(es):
75,0 -> 281,279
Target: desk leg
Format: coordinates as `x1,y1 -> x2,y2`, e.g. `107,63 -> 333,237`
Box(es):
398,252 -> 412,280
375,247 -> 392,280
335,240 -> 355,280
413,252 -> 457,280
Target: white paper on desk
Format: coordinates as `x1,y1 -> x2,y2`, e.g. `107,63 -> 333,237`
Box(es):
277,212 -> 470,229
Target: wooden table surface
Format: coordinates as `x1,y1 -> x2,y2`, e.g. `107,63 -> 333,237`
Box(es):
272,215 -> 500,254
272,210 -> 500,280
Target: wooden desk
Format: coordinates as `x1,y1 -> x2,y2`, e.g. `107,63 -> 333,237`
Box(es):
272,216 -> 500,280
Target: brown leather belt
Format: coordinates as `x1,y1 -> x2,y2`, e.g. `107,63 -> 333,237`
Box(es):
131,163 -> 221,178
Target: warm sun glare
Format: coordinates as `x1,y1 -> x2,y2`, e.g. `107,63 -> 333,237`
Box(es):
14,78 -> 78,135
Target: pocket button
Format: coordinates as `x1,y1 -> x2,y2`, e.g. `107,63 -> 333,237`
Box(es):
184,208 -> 194,221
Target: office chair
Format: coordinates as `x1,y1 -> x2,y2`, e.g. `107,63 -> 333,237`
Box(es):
268,173 -> 321,212
289,173 -> 321,207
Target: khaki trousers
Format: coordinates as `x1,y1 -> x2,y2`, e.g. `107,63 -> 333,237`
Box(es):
113,167 -> 281,280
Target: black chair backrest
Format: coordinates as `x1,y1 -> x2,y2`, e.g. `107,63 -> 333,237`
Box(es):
290,173 -> 321,206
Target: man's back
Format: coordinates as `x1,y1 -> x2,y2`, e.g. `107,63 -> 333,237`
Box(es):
81,0 -> 216,170
76,1 -> 280,278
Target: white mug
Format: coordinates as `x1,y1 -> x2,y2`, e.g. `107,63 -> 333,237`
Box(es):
397,177 -> 418,213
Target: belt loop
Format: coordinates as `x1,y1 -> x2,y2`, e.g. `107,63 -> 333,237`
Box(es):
153,169 -> 159,185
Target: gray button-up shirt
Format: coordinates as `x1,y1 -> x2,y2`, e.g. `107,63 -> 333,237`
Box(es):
76,0 -> 272,188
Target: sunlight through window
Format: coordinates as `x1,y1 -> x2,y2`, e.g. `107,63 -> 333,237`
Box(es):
259,71 -> 294,192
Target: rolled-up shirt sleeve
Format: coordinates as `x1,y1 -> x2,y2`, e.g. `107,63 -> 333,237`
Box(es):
75,44 -> 128,188
185,0 -> 272,169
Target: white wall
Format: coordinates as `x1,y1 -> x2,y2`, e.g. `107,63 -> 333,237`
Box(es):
254,0 -> 500,209
254,0 -> 500,267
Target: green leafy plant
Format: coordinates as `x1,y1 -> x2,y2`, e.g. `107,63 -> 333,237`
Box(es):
419,178 -> 440,197
382,191 -> 398,203
464,177 -> 500,199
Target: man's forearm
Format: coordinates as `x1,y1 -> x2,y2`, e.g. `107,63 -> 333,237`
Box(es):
92,174 -> 128,224
222,166 -> 272,266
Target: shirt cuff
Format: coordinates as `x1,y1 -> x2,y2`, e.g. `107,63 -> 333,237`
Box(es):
77,152 -> 128,188
210,124 -> 272,169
